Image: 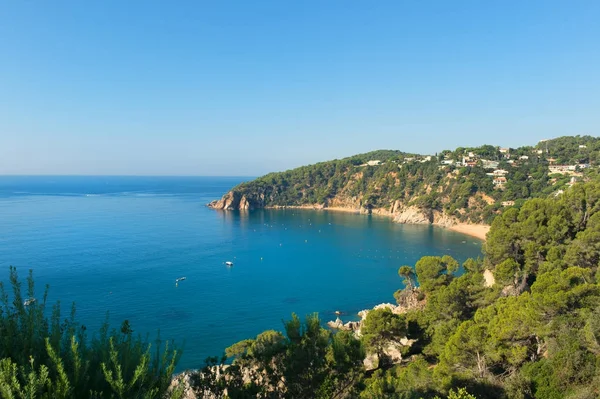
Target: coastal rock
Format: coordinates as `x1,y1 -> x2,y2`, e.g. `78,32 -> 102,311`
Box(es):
327,317 -> 345,330
358,310 -> 369,321
393,206 -> 432,224
363,342 -> 405,371
390,200 -> 402,214
170,371 -> 198,399
373,303 -> 397,311
344,321 -> 361,331
326,317 -> 361,332
432,211 -> 456,228
358,303 -> 395,322
207,190 -> 267,211
239,195 -> 250,210
207,191 -> 241,210
326,196 -> 362,210
394,288 -> 426,313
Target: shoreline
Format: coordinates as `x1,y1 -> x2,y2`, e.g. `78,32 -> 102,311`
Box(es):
264,205 -> 490,241
447,224 -> 490,241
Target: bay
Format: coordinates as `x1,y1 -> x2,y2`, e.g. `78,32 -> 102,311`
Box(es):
0,176 -> 482,370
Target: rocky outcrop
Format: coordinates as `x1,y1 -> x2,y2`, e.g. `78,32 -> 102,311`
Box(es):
327,317 -> 344,329
208,191 -> 243,210
363,342 -> 405,370
207,191 -> 267,211
325,196 -> 362,210
432,211 -> 456,227
392,206 -> 432,224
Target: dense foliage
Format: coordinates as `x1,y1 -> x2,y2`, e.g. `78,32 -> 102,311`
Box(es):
195,180 -> 600,398
535,135 -> 600,165
222,136 -> 600,224
0,267 -> 182,398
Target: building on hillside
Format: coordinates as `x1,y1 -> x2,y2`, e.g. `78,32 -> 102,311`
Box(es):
499,148 -> 510,159
519,155 -> 529,160
501,200 -> 515,206
366,160 -> 381,166
579,145 -> 587,149
493,169 -> 509,176
482,160 -> 500,169
549,165 -> 577,174
441,159 -> 454,165
493,176 -> 507,188
536,149 -> 544,155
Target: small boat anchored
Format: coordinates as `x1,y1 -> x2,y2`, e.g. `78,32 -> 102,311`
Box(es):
175,277 -> 187,283
225,261 -> 234,266
23,298 -> 36,306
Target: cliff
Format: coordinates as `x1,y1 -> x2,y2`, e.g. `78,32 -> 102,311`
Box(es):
208,191 -> 262,210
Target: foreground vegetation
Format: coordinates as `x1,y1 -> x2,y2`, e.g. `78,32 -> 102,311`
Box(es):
0,267 -> 182,398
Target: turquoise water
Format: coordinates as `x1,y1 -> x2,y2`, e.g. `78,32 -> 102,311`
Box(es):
0,176 -> 482,370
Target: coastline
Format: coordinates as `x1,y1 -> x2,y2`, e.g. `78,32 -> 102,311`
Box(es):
447,224 -> 490,241
264,205 -> 490,241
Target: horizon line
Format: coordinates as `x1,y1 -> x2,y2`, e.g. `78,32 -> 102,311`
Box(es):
0,174 -> 257,178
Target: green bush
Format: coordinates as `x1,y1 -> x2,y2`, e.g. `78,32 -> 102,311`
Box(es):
0,267 -> 182,399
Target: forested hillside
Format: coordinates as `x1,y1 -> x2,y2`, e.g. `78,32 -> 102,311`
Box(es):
209,135 -> 600,226
189,181 -> 600,399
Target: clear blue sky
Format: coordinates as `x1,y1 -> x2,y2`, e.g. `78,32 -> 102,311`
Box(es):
1,1 -> 599,176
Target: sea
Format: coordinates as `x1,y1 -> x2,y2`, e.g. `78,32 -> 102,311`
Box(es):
0,176 -> 482,370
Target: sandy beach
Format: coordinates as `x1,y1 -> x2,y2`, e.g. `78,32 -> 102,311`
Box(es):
448,224 -> 490,241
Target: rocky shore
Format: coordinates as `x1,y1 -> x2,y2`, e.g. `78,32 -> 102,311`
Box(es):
208,192 -> 490,241
325,293 -> 424,370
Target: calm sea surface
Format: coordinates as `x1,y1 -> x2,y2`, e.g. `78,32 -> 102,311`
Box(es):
0,176 -> 482,370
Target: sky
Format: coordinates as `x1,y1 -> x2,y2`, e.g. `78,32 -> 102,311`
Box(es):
1,1 -> 599,176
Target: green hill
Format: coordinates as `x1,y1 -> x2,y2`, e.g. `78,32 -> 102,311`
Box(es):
209,135 -> 600,226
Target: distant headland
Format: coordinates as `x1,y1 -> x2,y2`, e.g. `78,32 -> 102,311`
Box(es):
209,136 -> 599,241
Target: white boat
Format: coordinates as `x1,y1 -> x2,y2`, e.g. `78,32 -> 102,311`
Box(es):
175,277 -> 186,283
225,261 -> 234,266
23,298 -> 36,306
